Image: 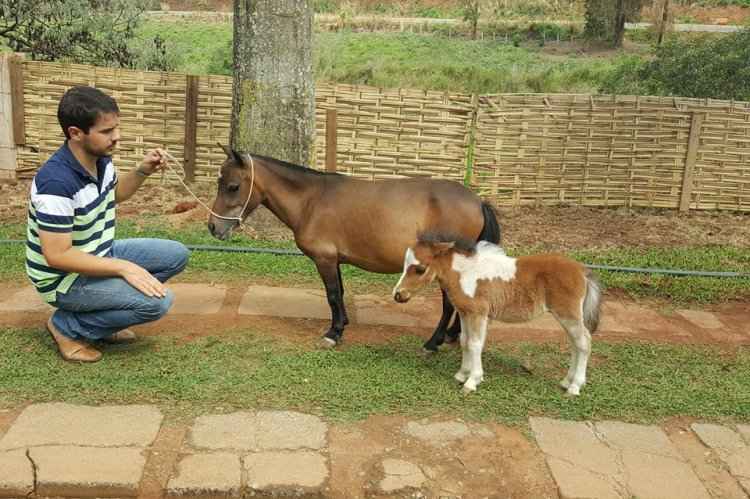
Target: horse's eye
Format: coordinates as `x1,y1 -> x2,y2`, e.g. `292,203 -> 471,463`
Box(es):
227,184 -> 240,193
415,266 -> 426,275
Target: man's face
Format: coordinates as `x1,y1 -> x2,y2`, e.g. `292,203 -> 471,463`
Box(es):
72,111 -> 121,157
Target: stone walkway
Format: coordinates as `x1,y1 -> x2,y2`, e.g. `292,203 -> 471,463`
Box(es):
1,403 -> 749,498
0,284 -> 748,497
0,283 -> 748,344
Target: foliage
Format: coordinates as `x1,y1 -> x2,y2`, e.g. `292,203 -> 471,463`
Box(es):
0,0 -> 153,67
600,29 -> 750,100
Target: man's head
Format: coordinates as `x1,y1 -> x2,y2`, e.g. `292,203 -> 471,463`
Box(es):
58,86 -> 121,157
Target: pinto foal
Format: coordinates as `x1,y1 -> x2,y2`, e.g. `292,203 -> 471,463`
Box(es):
393,236 -> 602,396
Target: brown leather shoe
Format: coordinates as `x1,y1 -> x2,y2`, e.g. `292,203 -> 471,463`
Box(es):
46,318 -> 102,363
102,329 -> 137,344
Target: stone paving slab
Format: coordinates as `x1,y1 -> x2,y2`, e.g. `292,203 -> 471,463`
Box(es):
692,423 -> 750,494
238,285 -> 330,319
166,452 -> 241,498
353,293 -> 440,327
244,450 -> 328,493
189,410 -> 327,451
531,417 -> 711,499
0,403 -> 163,449
0,449 -> 33,498
677,309 -> 725,329
0,286 -> 51,312
168,283 -> 227,315
379,458 -> 426,493
31,445 -> 145,498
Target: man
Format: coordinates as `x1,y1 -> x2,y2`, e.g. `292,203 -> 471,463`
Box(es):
26,85 -> 189,362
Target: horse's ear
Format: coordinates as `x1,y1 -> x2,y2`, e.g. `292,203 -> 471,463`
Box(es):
217,143 -> 245,167
432,241 -> 455,254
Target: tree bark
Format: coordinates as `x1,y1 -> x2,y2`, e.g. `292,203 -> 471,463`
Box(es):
231,0 -> 314,166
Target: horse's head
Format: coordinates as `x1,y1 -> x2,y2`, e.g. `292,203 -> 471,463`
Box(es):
392,240 -> 454,303
208,144 -> 263,240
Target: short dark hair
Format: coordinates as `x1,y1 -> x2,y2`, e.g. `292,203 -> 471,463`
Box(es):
57,86 -> 119,139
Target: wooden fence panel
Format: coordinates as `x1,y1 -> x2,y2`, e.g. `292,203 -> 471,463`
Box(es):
13,61 -> 750,213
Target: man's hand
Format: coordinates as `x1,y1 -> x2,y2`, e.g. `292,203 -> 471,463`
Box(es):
138,148 -> 168,177
119,261 -> 167,298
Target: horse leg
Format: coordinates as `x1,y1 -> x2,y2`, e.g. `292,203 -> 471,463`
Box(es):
423,289 -> 454,352
558,316 -> 592,396
337,264 -> 349,326
314,259 -> 347,347
460,313 -> 488,394
445,309 -> 461,343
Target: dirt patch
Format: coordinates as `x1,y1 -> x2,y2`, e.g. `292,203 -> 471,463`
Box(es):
667,5 -> 750,25
328,415 -> 558,498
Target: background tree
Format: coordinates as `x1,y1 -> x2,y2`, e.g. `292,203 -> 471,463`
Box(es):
584,0 -> 646,47
231,0 -> 315,166
462,0 -> 481,40
0,0 -> 153,67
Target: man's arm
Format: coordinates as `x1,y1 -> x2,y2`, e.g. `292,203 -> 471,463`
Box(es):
115,148 -> 168,203
39,230 -> 167,298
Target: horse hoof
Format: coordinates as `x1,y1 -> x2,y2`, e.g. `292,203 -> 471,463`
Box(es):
318,337 -> 337,349
565,386 -> 581,396
461,385 -> 476,395
559,378 -> 571,390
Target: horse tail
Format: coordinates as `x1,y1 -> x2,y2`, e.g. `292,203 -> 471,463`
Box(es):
583,269 -> 603,334
478,201 -> 501,245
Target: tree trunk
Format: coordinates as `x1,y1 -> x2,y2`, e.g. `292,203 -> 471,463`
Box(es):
657,0 -> 670,46
585,0 -> 644,47
613,0 -> 626,48
231,0 -> 314,166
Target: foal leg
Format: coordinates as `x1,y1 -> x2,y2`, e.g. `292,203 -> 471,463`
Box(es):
454,314 -> 472,384
460,313 -> 489,394
314,259 -> 347,347
423,289 -> 454,352
558,317 -> 592,396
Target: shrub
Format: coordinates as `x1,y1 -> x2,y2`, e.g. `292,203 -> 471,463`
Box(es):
600,29 -> 750,101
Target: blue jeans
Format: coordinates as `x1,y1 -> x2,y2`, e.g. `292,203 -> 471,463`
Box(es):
51,238 -> 190,341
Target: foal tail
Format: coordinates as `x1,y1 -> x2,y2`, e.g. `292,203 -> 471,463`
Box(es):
583,269 -> 603,334
478,201 -> 501,245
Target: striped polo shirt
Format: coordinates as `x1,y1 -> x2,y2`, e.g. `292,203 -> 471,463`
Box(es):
26,143 -> 118,303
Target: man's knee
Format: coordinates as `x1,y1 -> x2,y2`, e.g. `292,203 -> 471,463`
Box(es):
139,289 -> 175,321
171,241 -> 190,273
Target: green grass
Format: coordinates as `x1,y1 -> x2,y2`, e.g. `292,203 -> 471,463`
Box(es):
135,19 -> 626,94
2,220 -> 749,302
0,328 -> 748,423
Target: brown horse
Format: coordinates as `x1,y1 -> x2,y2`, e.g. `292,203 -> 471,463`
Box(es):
207,145 -> 501,349
393,235 -> 602,395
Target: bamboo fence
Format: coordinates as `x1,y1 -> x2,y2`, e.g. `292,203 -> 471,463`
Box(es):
12,60 -> 750,211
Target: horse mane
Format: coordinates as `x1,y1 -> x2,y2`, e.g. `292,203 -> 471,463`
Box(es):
417,232 -> 476,255
237,153 -> 339,177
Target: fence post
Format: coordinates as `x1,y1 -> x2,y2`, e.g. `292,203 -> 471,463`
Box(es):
679,112 -> 704,212
325,108 -> 337,172
183,75 -> 199,183
0,54 -> 21,183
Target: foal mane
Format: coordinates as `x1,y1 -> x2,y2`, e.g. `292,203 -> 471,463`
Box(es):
417,232 -> 476,256
231,153 -> 339,177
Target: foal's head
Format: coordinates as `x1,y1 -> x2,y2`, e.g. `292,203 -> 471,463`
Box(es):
208,144 -> 263,240
392,234 -> 475,303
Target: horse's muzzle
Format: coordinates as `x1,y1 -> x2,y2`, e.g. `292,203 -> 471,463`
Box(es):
208,220 -> 233,241
393,290 -> 410,303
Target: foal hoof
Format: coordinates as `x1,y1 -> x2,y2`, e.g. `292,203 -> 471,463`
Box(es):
318,337 -> 337,349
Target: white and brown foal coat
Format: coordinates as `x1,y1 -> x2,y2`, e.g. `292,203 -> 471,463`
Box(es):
393,239 -> 602,396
